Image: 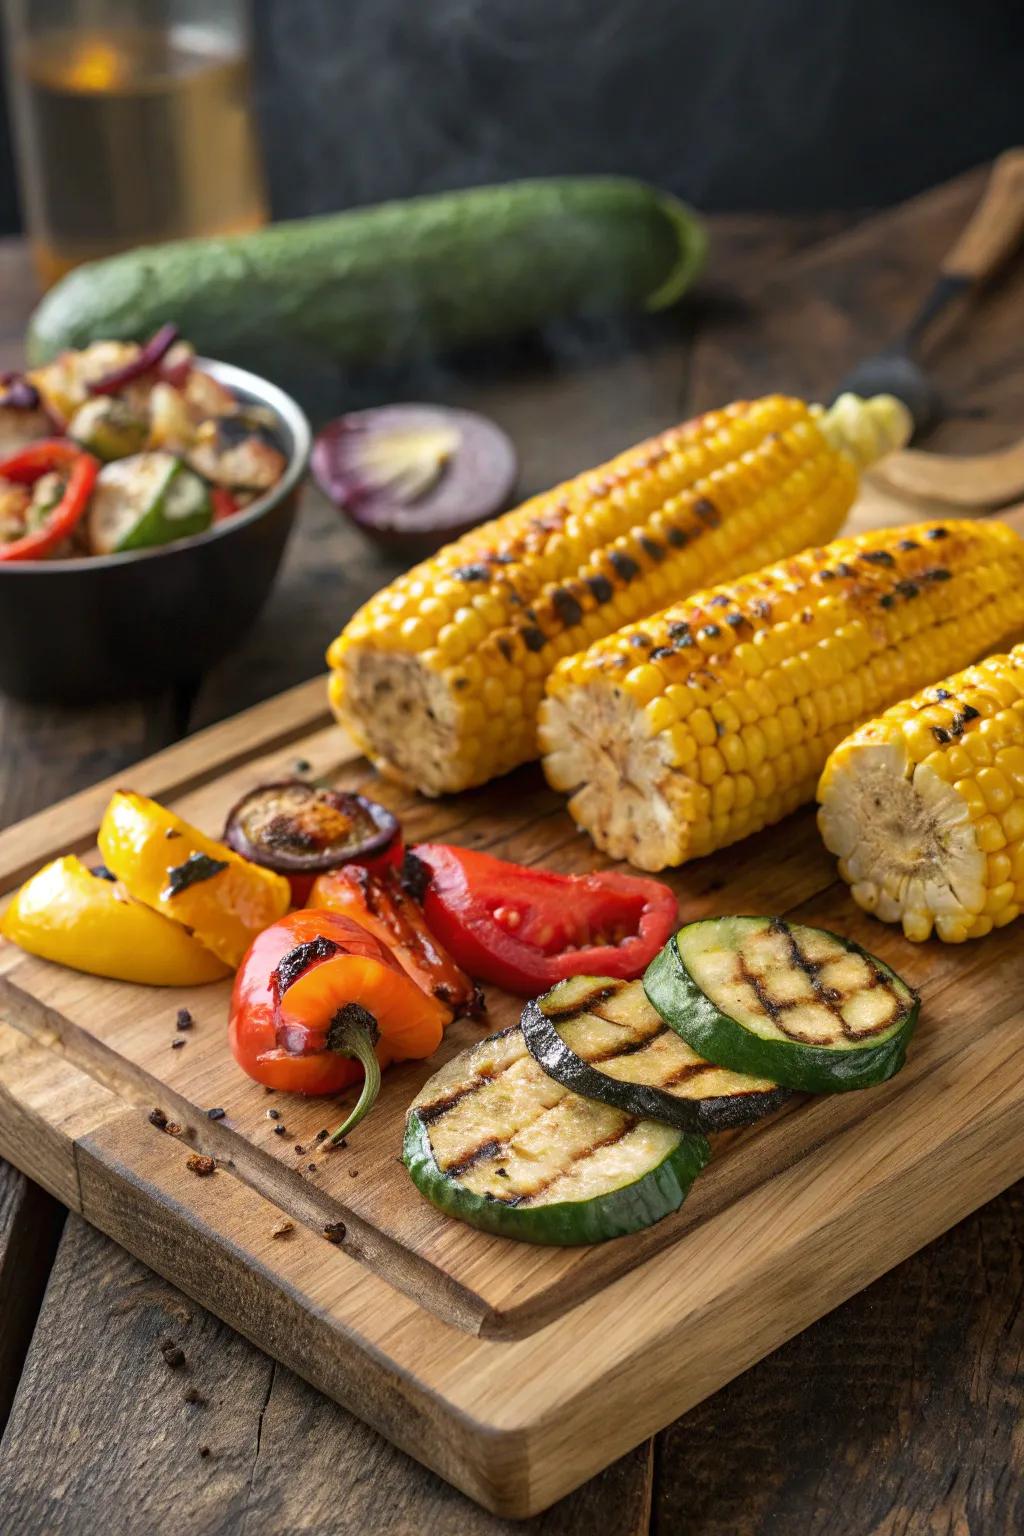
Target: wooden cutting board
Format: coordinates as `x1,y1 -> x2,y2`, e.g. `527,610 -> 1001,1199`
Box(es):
1,498 -> 1023,1519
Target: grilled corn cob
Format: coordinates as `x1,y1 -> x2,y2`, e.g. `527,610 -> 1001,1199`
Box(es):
818,643 -> 1024,942
539,520 -> 1024,871
328,393 -> 909,795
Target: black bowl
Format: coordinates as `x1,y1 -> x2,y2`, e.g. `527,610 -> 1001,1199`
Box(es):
0,359 -> 311,703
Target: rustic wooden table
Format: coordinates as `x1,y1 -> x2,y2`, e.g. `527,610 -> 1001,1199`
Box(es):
0,165 -> 1022,1535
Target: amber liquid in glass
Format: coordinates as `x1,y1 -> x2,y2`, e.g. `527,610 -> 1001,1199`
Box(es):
15,26 -> 266,286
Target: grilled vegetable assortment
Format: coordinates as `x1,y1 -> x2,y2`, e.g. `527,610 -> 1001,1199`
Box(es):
541,519 -> 1024,871
404,1024 -> 710,1244
644,918 -> 919,1093
329,393 -> 909,796
0,329 -> 287,561
819,643 -> 1024,943
521,974 -> 790,1133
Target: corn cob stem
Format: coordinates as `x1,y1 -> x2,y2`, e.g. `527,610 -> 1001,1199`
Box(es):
539,519 -> 1024,871
818,643 -> 1024,942
329,393 -> 908,796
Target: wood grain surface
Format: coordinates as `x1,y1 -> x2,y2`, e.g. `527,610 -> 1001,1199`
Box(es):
1,162 -> 1024,1531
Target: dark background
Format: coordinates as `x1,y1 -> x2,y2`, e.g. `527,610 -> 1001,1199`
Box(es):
1,0 -> 1023,234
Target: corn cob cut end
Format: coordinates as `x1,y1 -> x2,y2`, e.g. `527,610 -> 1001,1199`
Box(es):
818,644 -> 1024,942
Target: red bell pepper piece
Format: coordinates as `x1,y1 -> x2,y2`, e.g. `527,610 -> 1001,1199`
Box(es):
211,487 -> 241,523
0,439 -> 99,562
229,908 -> 447,1140
410,844 -> 679,996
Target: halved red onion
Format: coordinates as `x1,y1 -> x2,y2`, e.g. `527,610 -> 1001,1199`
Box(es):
312,403 -> 517,555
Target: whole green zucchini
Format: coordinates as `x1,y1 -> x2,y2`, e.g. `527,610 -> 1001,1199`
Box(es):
27,177 -> 705,373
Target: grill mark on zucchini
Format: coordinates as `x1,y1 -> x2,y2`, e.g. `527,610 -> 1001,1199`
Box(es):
422,1099 -> 639,1205
542,980 -> 625,1018
415,1058 -> 517,1122
731,918 -> 903,1044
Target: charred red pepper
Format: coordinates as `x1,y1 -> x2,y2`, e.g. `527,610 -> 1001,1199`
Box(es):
309,865 -> 483,1021
230,908 -> 447,1140
0,439 -> 99,561
224,781 -> 402,905
409,844 -> 678,996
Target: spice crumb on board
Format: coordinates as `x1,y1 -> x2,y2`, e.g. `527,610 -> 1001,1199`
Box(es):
165,1122 -> 184,1138
294,758 -> 312,773
148,1108 -> 169,1131
186,1154 -> 217,1178
171,1038 -> 186,1050
207,1107 -> 226,1121
294,1144 -> 306,1155
308,1164 -> 317,1173
323,1221 -> 347,1244
184,1387 -> 208,1407
273,1125 -> 288,1137
160,1339 -> 186,1370
271,1220 -> 295,1240
176,1008 -> 194,1031
314,1129 -> 329,1145
266,1108 -> 281,1120
348,1168 -> 359,1178
198,1445 -> 211,1459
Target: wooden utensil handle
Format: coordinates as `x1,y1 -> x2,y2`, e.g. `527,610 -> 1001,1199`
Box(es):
942,148 -> 1024,282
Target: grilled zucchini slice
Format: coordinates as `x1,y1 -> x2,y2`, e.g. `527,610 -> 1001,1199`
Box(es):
404,1025 -> 709,1244
645,916 -> 919,1094
522,975 -> 790,1132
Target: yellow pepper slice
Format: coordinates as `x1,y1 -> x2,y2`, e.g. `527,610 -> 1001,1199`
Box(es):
98,790 -> 290,968
1,855 -> 231,986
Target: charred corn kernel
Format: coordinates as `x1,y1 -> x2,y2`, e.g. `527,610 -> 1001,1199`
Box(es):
330,393 -> 910,795
818,642 -> 1024,941
541,519 -> 1024,871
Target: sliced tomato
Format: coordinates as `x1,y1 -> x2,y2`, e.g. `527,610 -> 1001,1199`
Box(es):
411,844 -> 679,996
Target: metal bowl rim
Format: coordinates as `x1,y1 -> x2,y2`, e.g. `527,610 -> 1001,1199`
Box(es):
0,357 -> 312,575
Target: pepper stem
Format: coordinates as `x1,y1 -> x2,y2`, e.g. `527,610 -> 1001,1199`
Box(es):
326,1004 -> 382,1144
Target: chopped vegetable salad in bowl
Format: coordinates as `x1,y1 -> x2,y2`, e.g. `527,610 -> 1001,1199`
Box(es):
0,326 -> 289,562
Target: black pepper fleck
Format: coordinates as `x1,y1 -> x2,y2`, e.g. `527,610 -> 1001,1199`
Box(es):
207,1108 -> 226,1122
171,1038 -> 186,1050
323,1221 -> 347,1244
176,1009 -> 194,1031
267,1108 -> 281,1120
273,1125 -> 288,1137
148,1108 -> 169,1131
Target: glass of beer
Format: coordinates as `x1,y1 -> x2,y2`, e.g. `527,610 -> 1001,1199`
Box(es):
2,0 -> 267,288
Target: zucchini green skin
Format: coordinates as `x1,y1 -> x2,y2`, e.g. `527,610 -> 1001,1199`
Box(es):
27,178 -> 706,373
403,1109 -> 709,1246
644,927 -> 919,1095
520,994 -> 789,1134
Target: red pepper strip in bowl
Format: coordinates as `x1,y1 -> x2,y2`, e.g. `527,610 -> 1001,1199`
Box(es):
410,844 -> 679,996
0,440 -> 99,562
229,909 -> 447,1140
